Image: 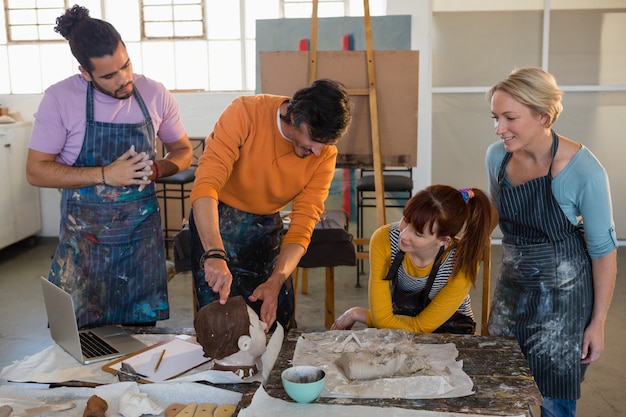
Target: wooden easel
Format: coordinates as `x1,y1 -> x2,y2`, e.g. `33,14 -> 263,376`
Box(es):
307,0 -> 387,227
293,0 -> 384,329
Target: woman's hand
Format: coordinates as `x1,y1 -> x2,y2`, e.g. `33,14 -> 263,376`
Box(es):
331,307 -> 367,330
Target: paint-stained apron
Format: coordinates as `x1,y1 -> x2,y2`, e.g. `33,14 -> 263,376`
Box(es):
487,131 -> 593,400
189,203 -> 295,331
49,83 -> 169,329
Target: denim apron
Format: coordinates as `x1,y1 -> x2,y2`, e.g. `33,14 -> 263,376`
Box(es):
189,203 -> 295,331
487,131 -> 593,400
49,82 -> 169,329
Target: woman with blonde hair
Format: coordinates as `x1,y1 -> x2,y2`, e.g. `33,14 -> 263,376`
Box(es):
485,67 -> 617,417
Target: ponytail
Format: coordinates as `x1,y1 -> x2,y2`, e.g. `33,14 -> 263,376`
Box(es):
453,188 -> 492,284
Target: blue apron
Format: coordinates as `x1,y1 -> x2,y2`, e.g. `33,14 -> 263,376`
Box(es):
49,83 -> 169,329
487,131 -> 593,400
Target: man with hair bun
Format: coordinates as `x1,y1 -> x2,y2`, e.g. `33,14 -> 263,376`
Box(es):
26,5 -> 193,329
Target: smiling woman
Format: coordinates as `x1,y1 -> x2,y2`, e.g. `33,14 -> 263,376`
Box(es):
485,66 -> 618,417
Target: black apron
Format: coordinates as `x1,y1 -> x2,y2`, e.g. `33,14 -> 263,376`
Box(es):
487,131 -> 593,400
189,203 -> 295,331
49,83 -> 169,329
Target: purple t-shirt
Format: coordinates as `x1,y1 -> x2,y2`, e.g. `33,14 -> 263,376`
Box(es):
29,74 -> 186,165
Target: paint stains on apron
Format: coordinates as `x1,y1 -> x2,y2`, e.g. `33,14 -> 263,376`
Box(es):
49,83 -> 169,329
189,202 -> 295,331
488,131 -> 592,400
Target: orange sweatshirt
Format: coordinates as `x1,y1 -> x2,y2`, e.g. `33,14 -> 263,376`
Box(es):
190,95 -> 338,249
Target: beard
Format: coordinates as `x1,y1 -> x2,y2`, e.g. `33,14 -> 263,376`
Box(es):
91,78 -> 134,100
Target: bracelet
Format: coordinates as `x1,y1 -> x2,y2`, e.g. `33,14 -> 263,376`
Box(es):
199,250 -> 229,270
153,162 -> 160,182
101,166 -> 106,185
206,248 -> 226,254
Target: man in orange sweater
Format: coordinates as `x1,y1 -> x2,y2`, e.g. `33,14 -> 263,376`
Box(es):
189,79 -> 352,331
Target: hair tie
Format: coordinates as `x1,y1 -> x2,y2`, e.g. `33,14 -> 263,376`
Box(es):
459,188 -> 474,204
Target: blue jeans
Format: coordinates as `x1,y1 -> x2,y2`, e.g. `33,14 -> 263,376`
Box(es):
541,397 -> 577,417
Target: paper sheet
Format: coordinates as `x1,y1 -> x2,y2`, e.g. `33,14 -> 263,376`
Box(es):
292,329 -> 474,399
239,385 -> 525,417
0,326 -> 284,386
0,381 -> 242,417
104,336 -> 210,382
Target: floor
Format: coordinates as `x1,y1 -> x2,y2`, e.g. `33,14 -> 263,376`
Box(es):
0,237 -> 624,416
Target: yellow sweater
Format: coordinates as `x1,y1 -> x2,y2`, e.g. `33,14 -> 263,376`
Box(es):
190,95 -> 338,249
366,224 -> 474,333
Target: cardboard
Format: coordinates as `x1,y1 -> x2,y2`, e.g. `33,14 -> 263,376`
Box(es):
260,50 -> 419,168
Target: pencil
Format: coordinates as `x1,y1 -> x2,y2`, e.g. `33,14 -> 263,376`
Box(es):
154,349 -> 166,372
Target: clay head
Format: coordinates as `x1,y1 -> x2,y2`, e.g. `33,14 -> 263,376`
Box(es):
194,295 -> 267,361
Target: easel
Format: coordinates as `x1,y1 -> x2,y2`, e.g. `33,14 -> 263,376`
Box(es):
307,0 -> 387,228
293,0 -> 385,329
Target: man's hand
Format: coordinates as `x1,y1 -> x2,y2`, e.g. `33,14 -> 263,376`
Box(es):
128,145 -> 154,191
249,279 -> 282,332
202,258 -> 232,305
26,146 -> 151,189
104,145 -> 152,187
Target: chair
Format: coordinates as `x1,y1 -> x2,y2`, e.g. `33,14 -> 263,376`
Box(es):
155,137 -> 205,257
479,242 -> 491,336
355,167 -> 413,286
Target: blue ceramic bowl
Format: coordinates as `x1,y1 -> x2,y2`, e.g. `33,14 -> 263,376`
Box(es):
281,365 -> 326,403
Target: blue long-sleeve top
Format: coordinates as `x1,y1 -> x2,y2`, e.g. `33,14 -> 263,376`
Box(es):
486,140 -> 617,259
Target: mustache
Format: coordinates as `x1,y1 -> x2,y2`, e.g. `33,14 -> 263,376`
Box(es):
117,81 -> 133,92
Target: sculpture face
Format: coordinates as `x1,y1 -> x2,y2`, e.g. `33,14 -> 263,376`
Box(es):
194,295 -> 268,365
245,305 -> 267,358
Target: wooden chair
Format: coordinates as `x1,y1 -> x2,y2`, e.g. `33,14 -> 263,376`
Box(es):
155,137 -> 205,257
355,167 -> 413,287
479,242 -> 491,336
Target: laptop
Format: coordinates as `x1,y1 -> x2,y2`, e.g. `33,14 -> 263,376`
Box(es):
40,277 -> 146,365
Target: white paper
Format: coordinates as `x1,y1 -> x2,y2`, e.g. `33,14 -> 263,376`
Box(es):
107,336 -> 209,382
239,385 -> 525,417
0,382 -> 241,417
0,326 -> 284,386
292,329 -> 474,399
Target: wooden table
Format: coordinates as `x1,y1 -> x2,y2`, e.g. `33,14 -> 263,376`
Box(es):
250,330 -> 543,416
15,327 -> 540,416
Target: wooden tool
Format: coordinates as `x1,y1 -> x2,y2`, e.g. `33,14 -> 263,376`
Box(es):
13,402 -> 76,416
174,403 -> 197,417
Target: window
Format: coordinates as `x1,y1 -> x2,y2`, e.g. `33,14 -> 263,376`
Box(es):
0,0 -> 371,94
141,0 -> 205,39
3,0 -> 103,42
4,0 -> 66,42
282,0 -> 347,17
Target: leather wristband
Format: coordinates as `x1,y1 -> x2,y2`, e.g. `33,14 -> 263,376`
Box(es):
153,161 -> 160,182
199,250 -> 229,270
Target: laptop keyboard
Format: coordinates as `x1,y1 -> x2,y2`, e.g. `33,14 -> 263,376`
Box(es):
79,331 -> 119,358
